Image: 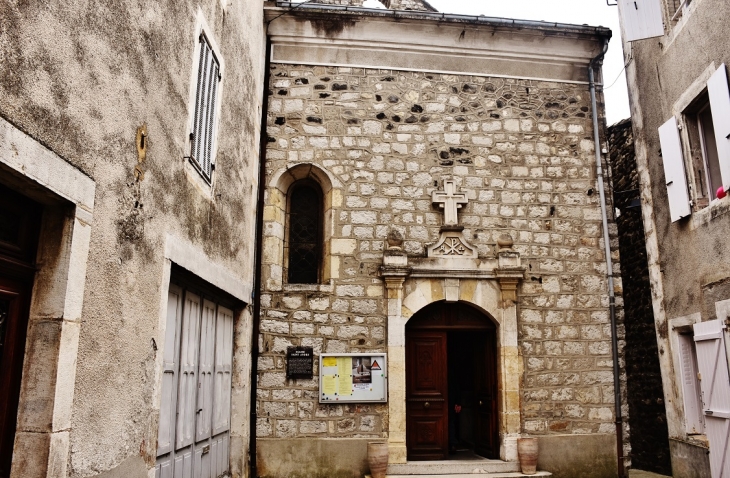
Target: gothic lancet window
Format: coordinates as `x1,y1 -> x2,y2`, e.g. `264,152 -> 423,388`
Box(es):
286,180 -> 323,284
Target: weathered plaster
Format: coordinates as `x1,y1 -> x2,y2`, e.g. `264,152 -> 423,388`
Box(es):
618,0 -> 730,473
1,116 -> 94,478
0,0 -> 265,475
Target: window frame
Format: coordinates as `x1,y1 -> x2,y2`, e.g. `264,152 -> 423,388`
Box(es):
660,64 -> 730,223
683,92 -> 722,207
284,179 -> 324,285
666,0 -> 692,22
185,9 -> 225,186
669,313 -> 706,437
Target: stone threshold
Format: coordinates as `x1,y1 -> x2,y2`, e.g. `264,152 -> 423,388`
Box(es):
366,473 -> 552,478
364,459 -> 552,477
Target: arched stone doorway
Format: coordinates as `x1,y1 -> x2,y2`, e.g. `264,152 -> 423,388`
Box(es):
405,301 -> 498,461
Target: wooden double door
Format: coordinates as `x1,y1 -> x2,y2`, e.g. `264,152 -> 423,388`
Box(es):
406,302 -> 498,461
155,280 -> 235,478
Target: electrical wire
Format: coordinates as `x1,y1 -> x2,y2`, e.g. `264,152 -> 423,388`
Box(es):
267,0 -> 317,25
604,55 -> 633,89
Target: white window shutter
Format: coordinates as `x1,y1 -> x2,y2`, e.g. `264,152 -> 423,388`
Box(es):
708,64 -> 730,191
693,319 -> 730,478
658,117 -> 692,222
619,0 -> 665,42
678,334 -> 704,434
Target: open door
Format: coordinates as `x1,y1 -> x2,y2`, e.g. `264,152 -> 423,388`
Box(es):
473,330 -> 498,459
406,302 -> 498,461
0,184 -> 42,477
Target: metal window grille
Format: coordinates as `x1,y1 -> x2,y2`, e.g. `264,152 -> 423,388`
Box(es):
191,33 -> 220,180
287,184 -> 322,284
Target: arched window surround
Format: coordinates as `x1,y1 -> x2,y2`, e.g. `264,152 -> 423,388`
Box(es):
263,164 -> 339,291
285,179 -> 323,284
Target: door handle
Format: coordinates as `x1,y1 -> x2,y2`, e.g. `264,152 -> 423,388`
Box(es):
424,402 -> 430,409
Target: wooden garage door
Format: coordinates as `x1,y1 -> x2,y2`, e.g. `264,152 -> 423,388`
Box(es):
156,284 -> 234,478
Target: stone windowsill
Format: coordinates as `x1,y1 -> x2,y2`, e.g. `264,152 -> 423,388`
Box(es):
689,194 -> 730,230
281,281 -> 335,293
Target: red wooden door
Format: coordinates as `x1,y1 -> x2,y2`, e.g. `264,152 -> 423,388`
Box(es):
406,330 -> 448,460
406,302 -> 499,461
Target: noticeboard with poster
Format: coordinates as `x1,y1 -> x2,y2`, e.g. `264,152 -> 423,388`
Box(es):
318,353 -> 387,403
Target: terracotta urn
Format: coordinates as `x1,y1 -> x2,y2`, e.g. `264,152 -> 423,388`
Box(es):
367,442 -> 388,478
517,437 -> 538,475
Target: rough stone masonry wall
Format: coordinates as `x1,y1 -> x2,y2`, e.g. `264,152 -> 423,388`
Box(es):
309,0 -> 437,11
257,63 -> 623,441
608,119 -> 671,475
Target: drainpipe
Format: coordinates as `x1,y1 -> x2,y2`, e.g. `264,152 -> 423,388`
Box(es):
249,34 -> 272,478
589,39 -> 624,478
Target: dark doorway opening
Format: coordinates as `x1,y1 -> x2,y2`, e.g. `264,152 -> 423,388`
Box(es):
0,183 -> 42,478
406,301 -> 498,461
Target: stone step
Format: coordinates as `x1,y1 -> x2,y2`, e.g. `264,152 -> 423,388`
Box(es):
388,459 -> 520,475
364,459 -> 551,477
366,473 -> 551,478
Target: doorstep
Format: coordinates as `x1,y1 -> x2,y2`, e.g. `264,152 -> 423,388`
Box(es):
365,458 -> 551,477
365,473 -> 552,478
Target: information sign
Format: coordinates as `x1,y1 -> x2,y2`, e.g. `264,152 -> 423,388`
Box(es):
319,353 -> 387,403
286,346 -> 314,379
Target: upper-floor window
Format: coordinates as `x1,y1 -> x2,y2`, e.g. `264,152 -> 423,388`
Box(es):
190,34 -> 220,180
685,92 -> 722,207
658,64 -> 730,222
286,180 -> 323,284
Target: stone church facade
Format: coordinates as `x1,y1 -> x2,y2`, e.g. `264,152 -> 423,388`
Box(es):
255,2 -> 623,476
0,0 -> 626,477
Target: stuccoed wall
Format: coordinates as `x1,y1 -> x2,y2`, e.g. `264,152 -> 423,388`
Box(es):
0,0 -> 264,476
620,0 -> 730,474
257,64 -> 623,445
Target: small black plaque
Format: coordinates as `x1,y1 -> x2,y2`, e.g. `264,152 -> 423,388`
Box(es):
286,346 -> 314,379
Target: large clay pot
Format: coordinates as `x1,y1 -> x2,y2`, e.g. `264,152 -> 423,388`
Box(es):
367,442 -> 389,478
517,437 -> 538,475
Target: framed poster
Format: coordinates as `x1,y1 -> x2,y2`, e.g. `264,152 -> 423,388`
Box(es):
318,353 -> 387,403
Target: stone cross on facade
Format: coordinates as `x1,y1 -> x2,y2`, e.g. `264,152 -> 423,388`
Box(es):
432,180 -> 468,226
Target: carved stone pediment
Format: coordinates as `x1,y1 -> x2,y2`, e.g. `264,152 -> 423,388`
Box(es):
426,227 -> 478,259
